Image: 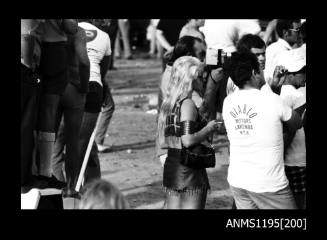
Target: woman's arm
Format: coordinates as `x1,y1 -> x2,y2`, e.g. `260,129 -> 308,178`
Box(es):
180,99 -> 219,148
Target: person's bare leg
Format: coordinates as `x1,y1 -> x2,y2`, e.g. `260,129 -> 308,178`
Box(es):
118,19 -> 132,58
149,26 -> 156,55
114,31 -> 121,58
156,38 -> 163,59
165,193 -> 182,209
181,190 -> 207,209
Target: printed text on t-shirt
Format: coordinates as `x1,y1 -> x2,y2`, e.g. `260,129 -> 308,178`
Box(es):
229,104 -> 257,135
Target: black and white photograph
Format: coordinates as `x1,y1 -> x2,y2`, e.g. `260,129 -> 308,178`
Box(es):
20,19 -> 306,218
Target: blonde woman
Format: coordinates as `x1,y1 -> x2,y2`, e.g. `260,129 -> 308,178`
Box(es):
158,56 -> 220,209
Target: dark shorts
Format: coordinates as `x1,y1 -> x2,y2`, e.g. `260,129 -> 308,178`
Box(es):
85,81 -> 103,113
163,148 -> 210,195
285,166 -> 306,193
39,42 -> 68,95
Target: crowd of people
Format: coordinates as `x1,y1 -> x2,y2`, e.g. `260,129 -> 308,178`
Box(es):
21,19 -> 306,210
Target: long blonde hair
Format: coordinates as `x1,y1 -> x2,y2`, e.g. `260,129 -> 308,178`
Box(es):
158,56 -> 202,144
78,179 -> 129,209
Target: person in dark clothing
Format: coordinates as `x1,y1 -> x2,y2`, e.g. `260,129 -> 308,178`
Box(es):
156,19 -> 188,71
21,19 -> 43,192
34,19 -> 79,188
51,26 -> 90,197
99,19 -> 119,70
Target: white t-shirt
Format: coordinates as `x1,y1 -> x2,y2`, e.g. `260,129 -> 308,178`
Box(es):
222,89 -> 292,193
78,22 -> 111,86
280,85 -> 306,167
265,38 -> 292,84
202,19 -> 261,52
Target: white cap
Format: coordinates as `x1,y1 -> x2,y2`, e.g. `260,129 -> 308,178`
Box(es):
277,47 -> 306,73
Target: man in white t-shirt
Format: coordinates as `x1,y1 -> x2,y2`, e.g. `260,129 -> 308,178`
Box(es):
222,51 -> 302,209
78,20 -> 112,186
264,19 -> 301,84
277,47 -> 306,209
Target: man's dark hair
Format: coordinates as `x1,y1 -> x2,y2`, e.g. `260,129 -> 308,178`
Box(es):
300,21 -> 306,43
276,19 -> 301,38
168,36 -> 203,65
237,34 -> 266,53
230,52 -> 260,89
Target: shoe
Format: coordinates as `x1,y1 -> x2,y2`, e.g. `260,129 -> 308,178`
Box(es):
62,187 -> 81,199
125,55 -> 134,60
97,144 -> 112,153
32,175 -> 66,189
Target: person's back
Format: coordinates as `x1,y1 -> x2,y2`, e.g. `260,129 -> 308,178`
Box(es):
223,89 -> 290,192
222,51 -> 302,209
66,29 -> 81,86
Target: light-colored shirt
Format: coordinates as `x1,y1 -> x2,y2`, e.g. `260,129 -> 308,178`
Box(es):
222,88 -> 292,193
79,22 -> 111,86
202,19 -> 261,52
265,38 -> 292,83
21,19 -> 43,69
280,85 -> 306,167
179,25 -> 205,41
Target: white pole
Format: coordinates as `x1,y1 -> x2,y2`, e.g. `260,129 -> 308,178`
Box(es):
75,125 -> 97,192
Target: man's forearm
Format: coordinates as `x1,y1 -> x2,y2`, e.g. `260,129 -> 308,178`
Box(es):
156,31 -> 172,51
199,70 -> 224,121
284,130 -> 297,150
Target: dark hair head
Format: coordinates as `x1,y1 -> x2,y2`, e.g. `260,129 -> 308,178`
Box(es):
276,19 -> 301,38
168,36 -> 203,64
230,51 -> 260,89
300,21 -> 306,43
237,34 -> 266,53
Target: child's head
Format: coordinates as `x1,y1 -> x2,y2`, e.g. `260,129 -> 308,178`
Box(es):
79,179 -> 129,209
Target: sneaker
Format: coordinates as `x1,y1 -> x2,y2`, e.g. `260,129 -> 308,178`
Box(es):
97,144 -> 112,153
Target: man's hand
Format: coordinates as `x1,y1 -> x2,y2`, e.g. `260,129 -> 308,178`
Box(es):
209,67 -> 224,84
270,65 -> 287,95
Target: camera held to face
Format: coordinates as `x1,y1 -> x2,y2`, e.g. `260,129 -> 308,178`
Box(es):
205,48 -> 232,69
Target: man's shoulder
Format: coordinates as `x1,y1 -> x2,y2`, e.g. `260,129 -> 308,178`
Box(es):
266,41 -> 280,52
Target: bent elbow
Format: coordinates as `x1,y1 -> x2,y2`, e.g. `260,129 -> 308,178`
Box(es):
181,136 -> 193,148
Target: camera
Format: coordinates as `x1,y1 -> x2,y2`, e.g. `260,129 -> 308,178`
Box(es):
205,48 -> 232,69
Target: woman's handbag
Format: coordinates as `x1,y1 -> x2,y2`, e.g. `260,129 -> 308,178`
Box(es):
181,144 -> 216,169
